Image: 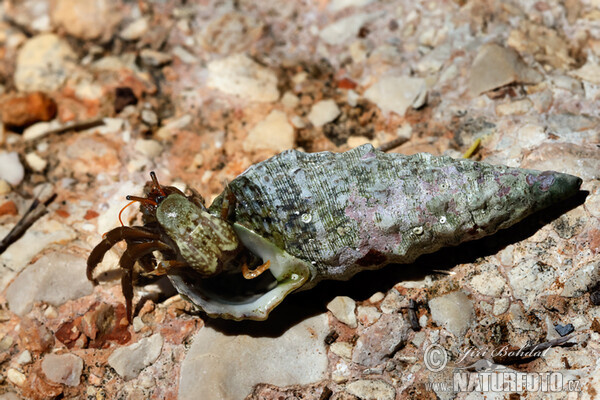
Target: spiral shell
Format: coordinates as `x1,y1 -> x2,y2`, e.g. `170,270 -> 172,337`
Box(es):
209,144 -> 581,289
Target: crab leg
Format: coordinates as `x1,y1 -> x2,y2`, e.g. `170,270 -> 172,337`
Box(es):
242,260 -> 271,279
87,226 -> 160,284
119,240 -> 172,322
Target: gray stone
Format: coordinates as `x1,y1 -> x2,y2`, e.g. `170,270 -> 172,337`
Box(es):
6,252 -> 92,315
429,291 -> 475,336
352,313 -> 410,367
345,379 -> 395,400
178,314 -> 329,400
108,334 -> 163,381
14,34 -> 76,92
327,296 -> 357,328
468,43 -> 542,96
364,76 -> 427,116
207,54 -> 279,103
41,353 -> 83,386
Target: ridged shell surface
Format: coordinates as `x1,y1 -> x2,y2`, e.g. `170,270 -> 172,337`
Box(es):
209,144 -> 581,287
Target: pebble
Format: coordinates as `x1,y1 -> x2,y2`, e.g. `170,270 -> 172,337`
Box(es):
6,252 -> 93,315
468,264 -> 506,297
119,18 -> 149,41
243,110 -> 294,153
16,350 -> 32,365
207,54 -> 279,103
108,334 -> 164,381
199,12 -> 263,55
327,296 -> 357,328
468,43 -> 542,96
330,342 -> 353,360
6,368 -> 26,386
345,379 -> 395,400
178,314 -> 329,400
329,0 -> 374,11
14,33 -> 76,92
364,76 -> 427,116
492,298 -> 510,316
307,99 -> 341,127
428,291 -> 475,337
357,305 -> 381,326
141,109 -> 158,126
319,13 -> 379,46
352,313 -> 409,367
495,98 -> 533,116
156,114 -> 192,140
562,262 -> 599,298
380,289 -> 404,314
50,0 -> 121,41
139,49 -> 173,67
1,92 -> 57,128
172,46 -> 198,64
0,152 -> 24,186
41,353 -> 83,386
281,91 -> 299,109
25,152 -> 47,172
507,259 -> 557,309
22,120 -> 63,141
135,139 -> 163,158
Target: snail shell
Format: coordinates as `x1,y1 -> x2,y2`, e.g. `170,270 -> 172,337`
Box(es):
170,144 -> 582,319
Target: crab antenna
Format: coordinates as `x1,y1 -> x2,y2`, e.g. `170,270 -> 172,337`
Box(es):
150,171 -> 166,197
126,195 -> 158,206
118,200 -> 138,226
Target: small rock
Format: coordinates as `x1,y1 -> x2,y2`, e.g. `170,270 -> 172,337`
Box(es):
562,262 -> 599,298
135,139 -> 163,158
281,92 -> 299,109
1,92 -> 57,128
507,259 -> 557,309
141,109 -> 158,126
108,334 -> 163,381
352,313 -> 409,367
330,342 -> 353,360
0,152 -> 24,186
327,296 -> 357,328
14,33 -> 76,92
319,13 -> 379,46
178,314 -> 329,400
468,264 -> 507,297
468,43 -> 542,96
495,98 -> 533,116
380,289 -> 404,314
546,113 -> 598,135
364,76 -> 427,116
22,120 -> 63,141
332,360 -> 351,383
25,152 -> 48,172
307,99 -> 341,127
51,0 -> 121,41
368,292 -> 385,303
16,350 -> 32,365
6,252 -> 93,315
554,323 -> 575,337
6,368 -> 26,386
357,306 -> 381,326
140,49 -> 172,67
329,0 -> 374,11
172,46 -> 198,64
0,180 -> 11,194
41,353 -> 83,386
492,298 -> 510,315
0,200 -> 17,216
119,18 -> 149,41
243,110 -> 294,153
207,54 -> 279,103
428,291 -> 475,336
155,114 -> 192,139
345,379 -> 395,400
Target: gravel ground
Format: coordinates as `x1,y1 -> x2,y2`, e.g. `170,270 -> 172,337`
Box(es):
0,0 -> 599,399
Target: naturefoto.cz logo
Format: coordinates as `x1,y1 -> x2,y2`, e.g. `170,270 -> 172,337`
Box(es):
423,344 -> 582,393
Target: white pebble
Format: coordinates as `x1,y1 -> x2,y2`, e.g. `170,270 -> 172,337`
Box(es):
307,99 -> 340,127
0,152 -> 24,185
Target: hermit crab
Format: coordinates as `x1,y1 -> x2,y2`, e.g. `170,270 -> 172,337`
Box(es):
87,144 -> 582,322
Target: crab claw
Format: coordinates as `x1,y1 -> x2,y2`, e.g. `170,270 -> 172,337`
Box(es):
167,224 -> 312,321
